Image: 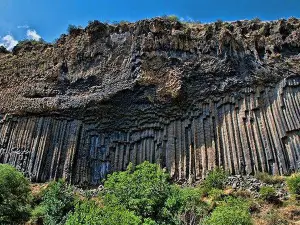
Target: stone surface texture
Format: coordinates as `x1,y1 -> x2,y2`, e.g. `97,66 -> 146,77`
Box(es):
0,18 -> 300,185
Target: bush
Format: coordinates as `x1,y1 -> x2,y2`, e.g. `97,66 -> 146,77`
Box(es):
259,186 -> 277,202
255,172 -> 284,185
208,188 -> 224,202
205,197 -> 252,225
104,162 -> 208,224
203,167 -> 227,190
163,186 -> 209,225
103,162 -> 170,220
164,15 -> 179,22
0,46 -> 9,53
65,200 -> 141,225
32,179 -> 76,225
287,173 -> 300,195
0,164 -> 32,224
67,24 -> 82,35
30,205 -> 46,224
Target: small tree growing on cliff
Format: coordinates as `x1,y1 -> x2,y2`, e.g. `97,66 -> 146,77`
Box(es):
0,164 -> 32,224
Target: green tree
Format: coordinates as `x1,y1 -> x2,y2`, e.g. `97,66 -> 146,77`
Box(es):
103,162 -> 171,222
33,179 -> 76,225
65,200 -> 142,225
103,162 -> 208,225
0,164 -> 32,224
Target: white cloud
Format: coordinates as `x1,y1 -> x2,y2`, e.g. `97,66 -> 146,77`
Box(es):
26,29 -> 41,41
0,35 -> 18,51
17,25 -> 29,29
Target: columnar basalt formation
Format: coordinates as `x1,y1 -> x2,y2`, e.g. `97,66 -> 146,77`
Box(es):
0,18 -> 299,185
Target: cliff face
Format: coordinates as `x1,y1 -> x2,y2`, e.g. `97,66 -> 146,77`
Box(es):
0,18 -> 300,185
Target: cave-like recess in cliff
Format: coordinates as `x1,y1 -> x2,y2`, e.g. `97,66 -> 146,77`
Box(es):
0,18 -> 300,185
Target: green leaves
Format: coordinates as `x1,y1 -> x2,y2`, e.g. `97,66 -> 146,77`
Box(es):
65,200 -> 142,225
205,197 -> 252,225
103,162 -> 170,220
0,164 -> 32,224
33,179 -> 76,225
287,173 -> 300,195
203,167 -> 227,190
103,161 -> 209,225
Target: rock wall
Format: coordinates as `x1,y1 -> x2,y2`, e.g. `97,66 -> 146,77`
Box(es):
0,18 -> 300,184
0,76 -> 299,185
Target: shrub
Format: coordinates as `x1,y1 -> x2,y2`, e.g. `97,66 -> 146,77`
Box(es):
104,162 -> 209,224
255,172 -> 284,185
205,197 -> 252,225
203,167 -> 227,190
30,205 -> 46,224
67,24 -> 82,35
65,200 -> 141,225
0,164 -> 32,224
286,173 -> 300,195
0,46 -> 9,53
164,15 -> 179,22
259,186 -> 277,202
32,179 -> 76,225
103,162 -> 170,220
208,188 -> 224,202
163,186 -> 209,225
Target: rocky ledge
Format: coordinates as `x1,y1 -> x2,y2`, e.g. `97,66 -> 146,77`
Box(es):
0,17 -> 299,185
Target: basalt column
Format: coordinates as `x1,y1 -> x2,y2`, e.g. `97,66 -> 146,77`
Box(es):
0,76 -> 299,185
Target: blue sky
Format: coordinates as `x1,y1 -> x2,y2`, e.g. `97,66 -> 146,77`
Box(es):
1,0 -> 300,50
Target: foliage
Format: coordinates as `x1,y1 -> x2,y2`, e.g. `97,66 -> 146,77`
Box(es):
0,46 -> 9,53
103,162 -> 170,219
0,164 -> 32,224
259,186 -> 277,202
203,167 -> 227,190
208,188 -> 224,202
32,179 -> 76,225
103,162 -> 209,224
67,24 -> 83,35
163,186 -> 209,225
252,17 -> 262,23
286,173 -> 300,195
65,199 -> 141,225
255,172 -> 284,185
205,197 -> 252,225
163,15 -> 180,22
30,205 -> 46,224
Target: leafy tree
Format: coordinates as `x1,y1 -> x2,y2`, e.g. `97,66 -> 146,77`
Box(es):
0,164 -> 32,224
103,162 -> 171,222
103,162 -> 208,225
32,179 -> 76,225
65,200 -> 142,225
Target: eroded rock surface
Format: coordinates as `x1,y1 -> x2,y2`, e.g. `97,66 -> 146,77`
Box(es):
0,18 -> 300,184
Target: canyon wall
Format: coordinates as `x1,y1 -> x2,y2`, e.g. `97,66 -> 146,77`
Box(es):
0,18 -> 299,184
